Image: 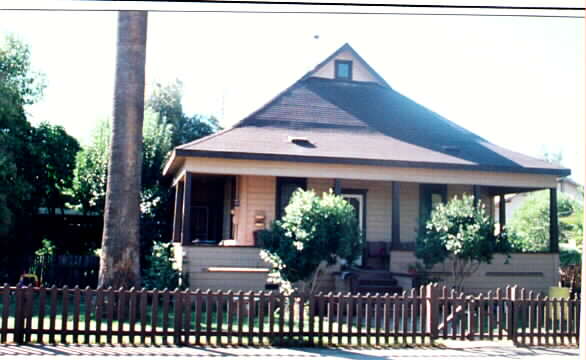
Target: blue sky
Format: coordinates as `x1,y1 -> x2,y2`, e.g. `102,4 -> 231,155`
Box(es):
1,1 -> 584,183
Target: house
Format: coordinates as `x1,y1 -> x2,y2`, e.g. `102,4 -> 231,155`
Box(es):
163,44 -> 570,294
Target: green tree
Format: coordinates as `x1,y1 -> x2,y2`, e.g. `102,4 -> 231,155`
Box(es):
31,123 -> 80,215
259,189 -> 363,295
147,79 -> 220,148
0,35 -> 45,252
70,119 -> 110,215
416,195 -> 510,291
508,190 -> 579,252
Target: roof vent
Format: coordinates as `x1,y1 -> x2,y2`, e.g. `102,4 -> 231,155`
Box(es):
441,145 -> 460,154
288,136 -> 314,147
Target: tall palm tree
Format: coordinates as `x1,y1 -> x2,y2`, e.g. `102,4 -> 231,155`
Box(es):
99,11 -> 148,289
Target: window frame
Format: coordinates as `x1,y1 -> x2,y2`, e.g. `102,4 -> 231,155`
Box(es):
275,177 -> 307,219
335,60 -> 353,80
419,184 -> 447,223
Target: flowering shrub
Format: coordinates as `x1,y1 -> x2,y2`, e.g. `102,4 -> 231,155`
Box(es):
416,194 -> 510,291
259,189 -> 363,295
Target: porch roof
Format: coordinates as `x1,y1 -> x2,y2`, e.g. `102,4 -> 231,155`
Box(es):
165,77 -> 569,178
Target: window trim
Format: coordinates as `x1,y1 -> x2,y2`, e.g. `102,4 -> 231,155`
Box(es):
335,60 -> 353,80
275,177 -> 307,219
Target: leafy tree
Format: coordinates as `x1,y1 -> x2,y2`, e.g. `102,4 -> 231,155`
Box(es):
0,35 -> 45,254
99,11 -> 148,289
31,123 -> 80,215
70,119 -> 110,215
259,189 -> 363,295
416,195 -> 510,291
508,190 -> 580,252
147,79 -> 220,148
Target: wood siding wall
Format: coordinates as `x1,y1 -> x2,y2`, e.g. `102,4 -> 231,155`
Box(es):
235,176 -> 276,245
390,251 -> 560,295
175,245 -> 270,291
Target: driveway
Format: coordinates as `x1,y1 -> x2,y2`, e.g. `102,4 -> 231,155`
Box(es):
0,341 -> 579,359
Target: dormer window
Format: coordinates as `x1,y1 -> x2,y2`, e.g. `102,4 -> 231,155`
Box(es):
335,60 -> 353,80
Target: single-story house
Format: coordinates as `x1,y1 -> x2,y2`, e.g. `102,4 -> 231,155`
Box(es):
164,43 -> 570,294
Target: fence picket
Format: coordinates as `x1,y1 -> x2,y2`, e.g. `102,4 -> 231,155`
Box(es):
37,287 -> 46,343
72,286 -> 81,344
83,287 -> 91,344
161,289 -> 170,345
151,289 -> 159,345
105,288 -> 114,344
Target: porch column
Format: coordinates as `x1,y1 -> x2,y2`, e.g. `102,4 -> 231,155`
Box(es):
333,179 -> 341,195
391,181 -> 401,248
182,172 -> 193,245
172,181 -> 184,243
472,185 -> 480,208
499,193 -> 506,234
549,187 -> 559,252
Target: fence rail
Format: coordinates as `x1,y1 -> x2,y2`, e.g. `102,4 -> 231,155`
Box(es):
0,284 -> 580,346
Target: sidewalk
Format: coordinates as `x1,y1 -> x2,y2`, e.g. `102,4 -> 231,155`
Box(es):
0,341 -> 579,359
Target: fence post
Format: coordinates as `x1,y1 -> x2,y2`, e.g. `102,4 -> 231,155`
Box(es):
507,285 -> 518,342
426,283 -> 440,341
172,289 -> 182,345
14,287 -> 25,344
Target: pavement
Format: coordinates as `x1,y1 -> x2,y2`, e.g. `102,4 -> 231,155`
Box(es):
0,341 -> 579,359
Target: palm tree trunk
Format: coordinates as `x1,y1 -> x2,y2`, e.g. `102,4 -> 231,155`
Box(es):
99,11 -> 148,289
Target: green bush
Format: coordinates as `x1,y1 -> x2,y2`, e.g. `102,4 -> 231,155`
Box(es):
142,241 -> 185,290
416,195 -> 510,291
259,189 -> 363,294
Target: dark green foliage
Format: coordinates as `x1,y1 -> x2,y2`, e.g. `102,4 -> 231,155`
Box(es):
31,123 -> 80,214
560,246 -> 581,267
259,190 -> 363,293
416,195 -> 510,290
142,241 -> 185,290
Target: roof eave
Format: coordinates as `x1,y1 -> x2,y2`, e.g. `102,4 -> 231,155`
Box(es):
174,149 -> 571,177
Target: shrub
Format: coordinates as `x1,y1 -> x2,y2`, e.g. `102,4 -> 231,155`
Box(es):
416,195 -> 510,291
142,241 -> 185,290
259,189 -> 363,295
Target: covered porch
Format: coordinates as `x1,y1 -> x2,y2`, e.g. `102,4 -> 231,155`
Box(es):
170,162 -> 562,293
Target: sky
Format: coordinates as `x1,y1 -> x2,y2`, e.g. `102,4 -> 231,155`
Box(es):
0,1 -> 584,184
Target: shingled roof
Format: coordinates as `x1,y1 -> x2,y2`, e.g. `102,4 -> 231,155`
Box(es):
167,45 -> 570,177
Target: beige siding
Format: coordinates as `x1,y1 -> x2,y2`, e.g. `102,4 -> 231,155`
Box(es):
180,157 -> 558,188
399,182 -> 419,244
308,178 -> 334,195
312,49 -> 383,84
176,245 -> 271,291
389,250 -> 560,295
235,175 -> 276,245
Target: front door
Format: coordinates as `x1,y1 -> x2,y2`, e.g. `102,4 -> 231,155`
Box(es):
342,193 -> 365,266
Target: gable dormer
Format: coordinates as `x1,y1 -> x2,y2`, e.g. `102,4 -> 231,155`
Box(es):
306,43 -> 391,88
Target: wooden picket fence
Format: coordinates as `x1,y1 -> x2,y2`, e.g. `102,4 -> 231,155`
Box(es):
0,284 -> 580,346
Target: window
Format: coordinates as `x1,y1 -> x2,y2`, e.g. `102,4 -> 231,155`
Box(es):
276,177 -> 307,219
420,184 -> 447,222
335,60 -> 353,80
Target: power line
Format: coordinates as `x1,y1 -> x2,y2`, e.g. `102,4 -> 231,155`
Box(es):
1,7 -> 583,19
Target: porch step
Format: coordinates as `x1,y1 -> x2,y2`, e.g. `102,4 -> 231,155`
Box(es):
352,269 -> 402,295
